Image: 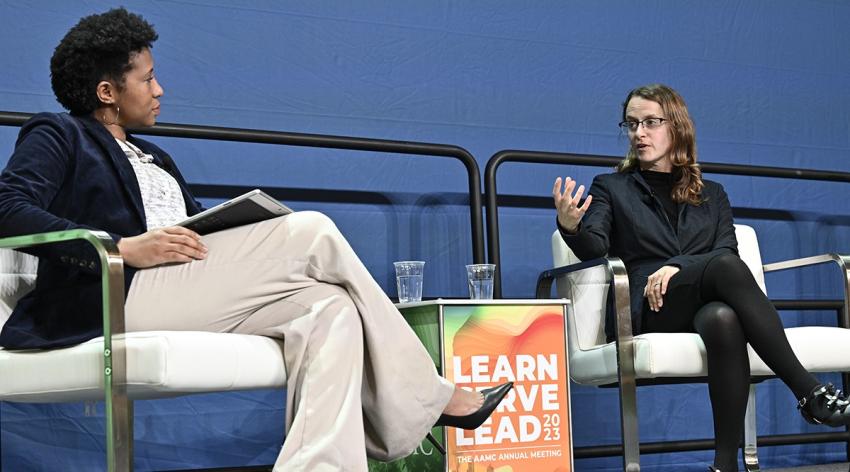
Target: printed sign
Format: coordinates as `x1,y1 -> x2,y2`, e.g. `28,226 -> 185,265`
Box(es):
442,304 -> 572,472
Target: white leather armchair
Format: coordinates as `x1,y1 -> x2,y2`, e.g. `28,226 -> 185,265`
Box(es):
536,224 -> 850,471
0,230 -> 288,472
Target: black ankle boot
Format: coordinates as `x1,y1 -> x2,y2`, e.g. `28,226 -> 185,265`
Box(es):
798,383 -> 850,427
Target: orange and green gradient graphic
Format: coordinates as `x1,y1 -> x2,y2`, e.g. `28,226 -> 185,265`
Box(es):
443,305 -> 572,472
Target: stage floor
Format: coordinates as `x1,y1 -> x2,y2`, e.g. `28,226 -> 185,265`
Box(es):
192,463 -> 850,471
772,463 -> 849,472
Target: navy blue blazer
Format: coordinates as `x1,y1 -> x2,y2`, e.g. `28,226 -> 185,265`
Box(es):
0,113 -> 203,349
559,169 -> 738,339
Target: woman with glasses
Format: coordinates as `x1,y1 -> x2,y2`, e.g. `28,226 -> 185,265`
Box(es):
552,83 -> 850,472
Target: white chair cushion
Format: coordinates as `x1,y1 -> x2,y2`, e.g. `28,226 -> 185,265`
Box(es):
565,273 -> 609,353
0,248 -> 38,328
734,225 -> 766,293
569,332 -> 707,385
0,331 -> 286,403
0,248 -> 39,276
570,326 -> 850,386
749,326 -> 850,375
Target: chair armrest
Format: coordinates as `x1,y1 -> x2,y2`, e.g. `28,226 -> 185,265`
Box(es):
535,257 -> 610,298
0,229 -> 129,467
536,257 -> 637,421
0,229 -> 125,342
763,253 -> 850,328
535,257 -> 632,346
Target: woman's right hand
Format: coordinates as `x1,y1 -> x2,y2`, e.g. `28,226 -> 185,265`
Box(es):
553,177 -> 592,233
117,226 -> 207,268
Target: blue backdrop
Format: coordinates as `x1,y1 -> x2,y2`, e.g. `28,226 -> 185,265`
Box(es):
2,1 -> 850,470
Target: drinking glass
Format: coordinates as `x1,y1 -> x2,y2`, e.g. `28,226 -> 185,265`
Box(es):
394,261 -> 425,303
465,264 -> 496,300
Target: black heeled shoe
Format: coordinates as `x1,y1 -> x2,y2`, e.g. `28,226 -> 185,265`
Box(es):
436,381 -> 514,429
798,383 -> 850,427
425,382 -> 514,455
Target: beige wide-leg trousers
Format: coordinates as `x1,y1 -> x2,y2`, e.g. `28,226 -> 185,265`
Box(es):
125,211 -> 453,471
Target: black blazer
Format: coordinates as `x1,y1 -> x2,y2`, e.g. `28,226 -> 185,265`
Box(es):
0,113 -> 203,349
559,169 -> 738,339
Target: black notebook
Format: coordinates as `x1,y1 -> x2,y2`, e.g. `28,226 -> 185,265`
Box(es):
178,189 -> 293,235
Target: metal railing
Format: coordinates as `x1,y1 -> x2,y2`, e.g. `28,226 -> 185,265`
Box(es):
0,111 -> 486,264
485,149 -> 850,297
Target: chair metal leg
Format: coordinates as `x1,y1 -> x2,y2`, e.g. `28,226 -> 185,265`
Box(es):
742,385 -> 760,472
107,382 -> 133,472
609,257 -> 640,471
844,371 -> 850,462
619,378 -> 641,472
104,332 -> 132,472
0,401 -> 4,471
99,234 -> 132,472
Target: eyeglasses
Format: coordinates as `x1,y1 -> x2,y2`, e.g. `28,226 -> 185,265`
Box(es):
618,118 -> 667,133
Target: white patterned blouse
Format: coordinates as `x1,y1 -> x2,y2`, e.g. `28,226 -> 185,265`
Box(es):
116,139 -> 188,230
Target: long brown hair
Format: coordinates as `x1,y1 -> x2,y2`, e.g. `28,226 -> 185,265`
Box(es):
617,84 -> 704,205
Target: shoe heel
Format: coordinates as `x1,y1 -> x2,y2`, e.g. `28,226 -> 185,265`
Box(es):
426,432 -> 446,455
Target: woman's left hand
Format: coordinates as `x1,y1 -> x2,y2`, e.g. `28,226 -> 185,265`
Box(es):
644,265 -> 680,312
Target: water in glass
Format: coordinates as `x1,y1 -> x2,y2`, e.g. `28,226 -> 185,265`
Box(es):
396,274 -> 423,303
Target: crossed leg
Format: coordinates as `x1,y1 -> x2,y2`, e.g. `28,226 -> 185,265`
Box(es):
125,211 -> 455,470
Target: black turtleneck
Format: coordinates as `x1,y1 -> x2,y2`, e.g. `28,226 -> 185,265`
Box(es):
640,169 -> 678,232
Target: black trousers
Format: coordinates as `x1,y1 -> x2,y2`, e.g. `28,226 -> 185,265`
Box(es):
640,253 -> 818,471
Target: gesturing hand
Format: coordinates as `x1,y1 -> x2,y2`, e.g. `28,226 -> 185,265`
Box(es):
117,226 -> 208,268
553,176 -> 593,233
644,265 -> 680,312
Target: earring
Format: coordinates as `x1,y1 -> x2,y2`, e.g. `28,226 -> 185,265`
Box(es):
101,105 -> 121,126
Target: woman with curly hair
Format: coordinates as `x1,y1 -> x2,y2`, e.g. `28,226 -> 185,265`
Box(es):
0,8 -> 510,471
552,84 -> 850,471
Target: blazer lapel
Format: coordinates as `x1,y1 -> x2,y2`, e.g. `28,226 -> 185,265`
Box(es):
78,116 -> 147,227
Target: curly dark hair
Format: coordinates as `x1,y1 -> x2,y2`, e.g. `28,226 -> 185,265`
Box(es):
50,8 -> 158,115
